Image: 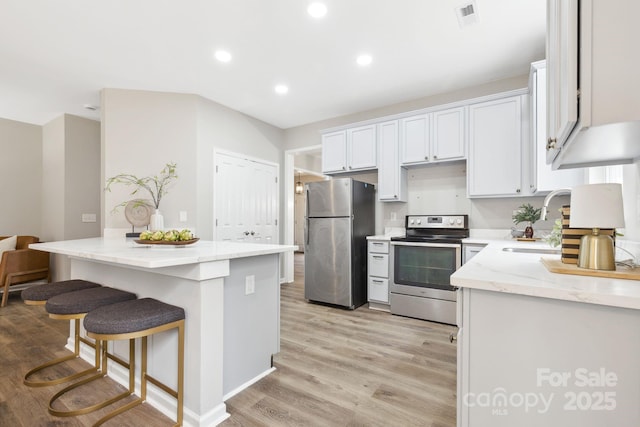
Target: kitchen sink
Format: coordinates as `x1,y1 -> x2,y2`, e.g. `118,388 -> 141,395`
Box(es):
502,247 -> 561,255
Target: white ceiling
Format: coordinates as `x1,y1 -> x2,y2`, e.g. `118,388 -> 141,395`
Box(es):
0,0 -> 546,129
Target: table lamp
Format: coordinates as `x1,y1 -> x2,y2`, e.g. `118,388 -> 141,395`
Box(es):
569,183 -> 625,270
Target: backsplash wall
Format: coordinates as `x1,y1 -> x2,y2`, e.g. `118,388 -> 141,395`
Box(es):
352,162 -> 569,235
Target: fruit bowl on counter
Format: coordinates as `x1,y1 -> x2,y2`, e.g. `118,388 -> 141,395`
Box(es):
134,229 -> 198,245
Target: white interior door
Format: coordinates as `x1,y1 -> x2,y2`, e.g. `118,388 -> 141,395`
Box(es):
214,151 -> 279,243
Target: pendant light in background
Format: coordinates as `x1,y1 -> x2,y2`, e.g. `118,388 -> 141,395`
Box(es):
295,172 -> 304,194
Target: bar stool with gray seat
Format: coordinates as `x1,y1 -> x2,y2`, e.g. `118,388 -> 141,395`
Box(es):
21,279 -> 103,387
76,298 -> 185,426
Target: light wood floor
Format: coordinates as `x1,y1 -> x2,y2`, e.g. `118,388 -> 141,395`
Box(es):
0,254 -> 457,426
221,254 -> 457,427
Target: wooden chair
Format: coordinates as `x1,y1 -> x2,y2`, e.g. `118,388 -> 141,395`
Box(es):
0,236 -> 50,307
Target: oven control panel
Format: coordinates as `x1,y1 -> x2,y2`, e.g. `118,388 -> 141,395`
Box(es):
405,215 -> 468,229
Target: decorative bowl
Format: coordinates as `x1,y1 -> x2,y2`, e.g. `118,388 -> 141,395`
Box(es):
134,238 -> 199,246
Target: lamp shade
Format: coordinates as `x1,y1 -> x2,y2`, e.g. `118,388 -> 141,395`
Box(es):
569,183 -> 625,229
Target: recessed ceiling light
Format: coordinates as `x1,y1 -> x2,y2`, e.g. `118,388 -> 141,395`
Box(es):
214,50 -> 232,63
307,2 -> 327,18
275,84 -> 289,95
356,54 -> 373,66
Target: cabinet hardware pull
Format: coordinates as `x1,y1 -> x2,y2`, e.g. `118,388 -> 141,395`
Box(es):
449,333 -> 457,343
516,188 -> 521,193
342,166 -> 346,170
373,242 -> 383,245
546,138 -> 557,151
433,155 -> 438,160
373,255 -> 384,259
424,156 -> 429,161
372,280 -> 384,284
244,231 -> 250,236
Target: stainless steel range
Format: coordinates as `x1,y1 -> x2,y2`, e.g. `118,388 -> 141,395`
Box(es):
390,214 -> 469,324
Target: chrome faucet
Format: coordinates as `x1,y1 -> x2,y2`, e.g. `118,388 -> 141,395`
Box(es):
541,188 -> 572,220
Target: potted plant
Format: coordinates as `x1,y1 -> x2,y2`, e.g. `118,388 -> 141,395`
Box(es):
512,203 -> 542,239
105,162 -> 178,230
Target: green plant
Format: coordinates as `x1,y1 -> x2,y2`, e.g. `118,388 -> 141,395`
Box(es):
512,203 -> 542,225
105,162 -> 178,210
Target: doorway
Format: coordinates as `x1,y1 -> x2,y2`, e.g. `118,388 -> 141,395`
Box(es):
283,146 -> 323,282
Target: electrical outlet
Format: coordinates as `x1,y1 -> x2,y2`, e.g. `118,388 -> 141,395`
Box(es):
390,211 -> 397,221
179,211 -> 187,222
81,213 -> 96,223
245,275 -> 255,295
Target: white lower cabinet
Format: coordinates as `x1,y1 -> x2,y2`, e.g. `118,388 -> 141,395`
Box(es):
462,243 -> 486,264
457,288 -> 640,426
367,240 -> 390,308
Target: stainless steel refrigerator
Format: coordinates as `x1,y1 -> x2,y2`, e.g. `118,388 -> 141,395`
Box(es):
304,178 -> 375,309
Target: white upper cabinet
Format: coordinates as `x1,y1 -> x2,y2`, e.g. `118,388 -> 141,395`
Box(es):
467,95 -> 523,197
545,0 -> 578,164
322,125 -> 377,174
347,125 -> 377,171
547,0 -> 640,169
400,109 -> 466,166
321,131 -> 348,173
377,120 -> 407,202
530,61 -> 585,193
400,114 -> 430,165
432,106 -> 466,162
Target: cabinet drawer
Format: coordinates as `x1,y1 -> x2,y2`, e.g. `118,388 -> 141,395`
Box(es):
368,240 -> 389,254
368,253 -> 389,277
368,277 -> 389,303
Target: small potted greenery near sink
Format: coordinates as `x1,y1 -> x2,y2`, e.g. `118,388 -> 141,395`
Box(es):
512,203 -> 542,239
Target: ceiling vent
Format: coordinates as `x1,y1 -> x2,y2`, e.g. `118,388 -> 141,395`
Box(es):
455,1 -> 479,28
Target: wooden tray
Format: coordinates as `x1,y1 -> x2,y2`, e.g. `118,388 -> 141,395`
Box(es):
541,257 -> 640,280
134,238 -> 199,246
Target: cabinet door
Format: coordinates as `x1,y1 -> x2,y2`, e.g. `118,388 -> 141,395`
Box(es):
377,120 -> 407,202
546,0 -> 579,163
530,63 -> 585,193
432,106 -> 466,161
468,96 -> 523,197
400,114 -> 430,165
348,125 -> 377,171
463,244 -> 485,264
321,131 -> 347,173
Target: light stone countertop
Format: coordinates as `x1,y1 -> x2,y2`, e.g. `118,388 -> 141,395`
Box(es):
31,237 -> 297,269
451,240 -> 640,310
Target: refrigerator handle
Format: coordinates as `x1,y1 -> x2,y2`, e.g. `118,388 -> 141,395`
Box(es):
305,188 -> 310,246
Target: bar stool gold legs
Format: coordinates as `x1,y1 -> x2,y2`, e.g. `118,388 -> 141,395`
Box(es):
47,296 -> 186,426
48,337 -> 135,417
23,317 -> 100,387
87,319 -> 185,427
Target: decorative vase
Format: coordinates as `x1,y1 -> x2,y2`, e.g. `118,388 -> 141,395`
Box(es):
524,224 -> 534,239
149,209 -> 164,231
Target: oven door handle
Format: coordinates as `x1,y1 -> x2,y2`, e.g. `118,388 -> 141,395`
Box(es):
390,241 -> 462,249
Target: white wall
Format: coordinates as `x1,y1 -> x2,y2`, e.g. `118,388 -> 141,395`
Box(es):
42,114 -> 101,280
102,88 -> 285,240
64,114 -> 101,240
196,96 -> 284,239
102,89 -> 199,233
42,115 -> 66,241
0,118 -> 42,236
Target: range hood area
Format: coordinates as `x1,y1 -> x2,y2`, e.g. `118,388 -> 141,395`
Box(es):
547,0 -> 640,171
553,120 -> 640,169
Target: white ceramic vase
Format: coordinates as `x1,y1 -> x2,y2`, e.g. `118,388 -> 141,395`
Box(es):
149,209 -> 164,231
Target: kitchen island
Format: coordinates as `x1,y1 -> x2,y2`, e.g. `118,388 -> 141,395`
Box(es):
451,241 -> 640,427
31,237 -> 296,427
